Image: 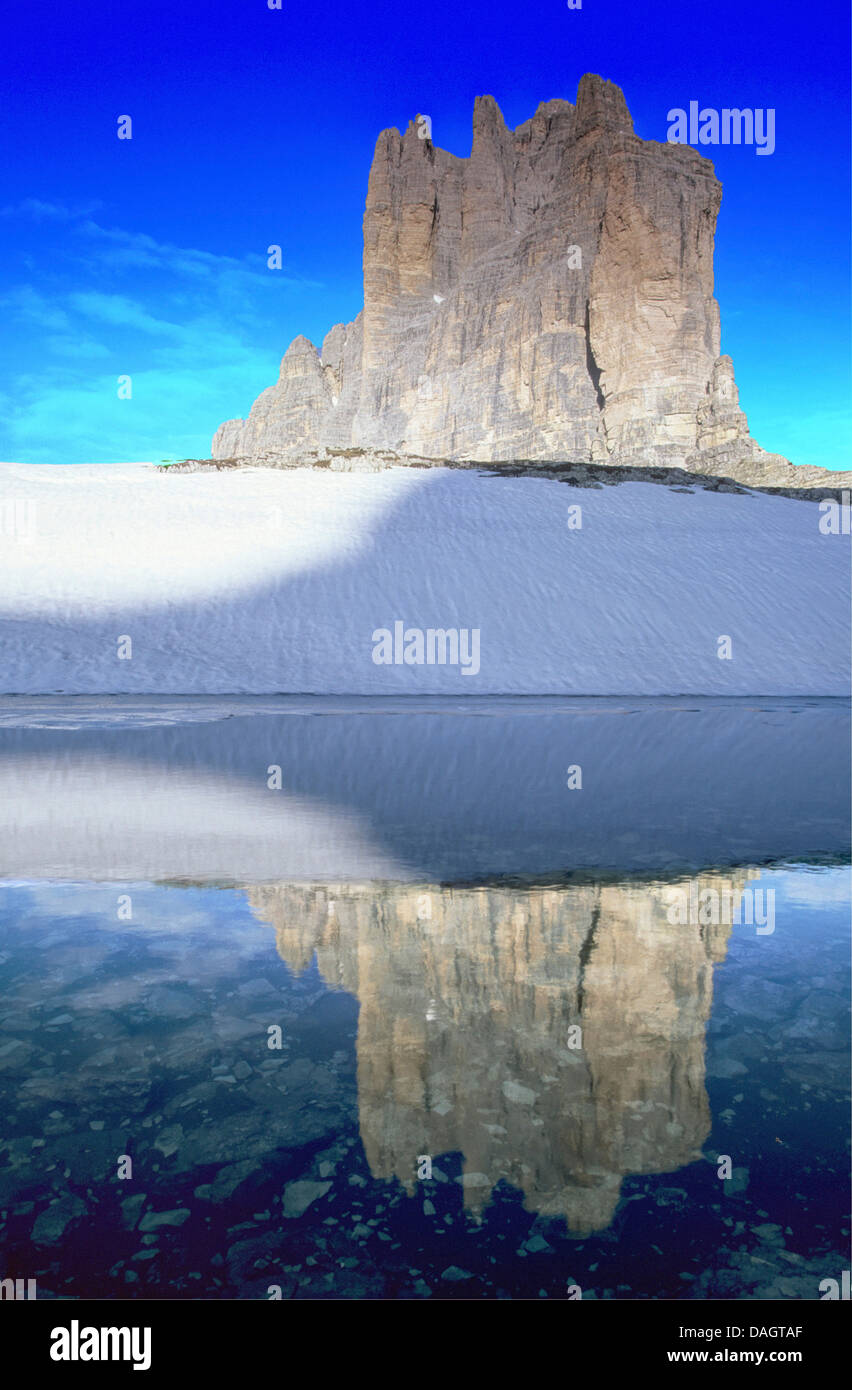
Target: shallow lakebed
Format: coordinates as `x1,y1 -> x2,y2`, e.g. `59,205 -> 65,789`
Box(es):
0,697 -> 848,1299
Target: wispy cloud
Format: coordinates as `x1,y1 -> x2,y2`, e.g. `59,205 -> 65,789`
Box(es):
4,199 -> 314,290
68,291 -> 188,338
0,199 -> 337,463
1,285 -> 74,332
0,197 -> 105,222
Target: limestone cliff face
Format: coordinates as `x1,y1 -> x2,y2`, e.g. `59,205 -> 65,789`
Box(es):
246,872 -> 744,1233
213,74 -> 789,473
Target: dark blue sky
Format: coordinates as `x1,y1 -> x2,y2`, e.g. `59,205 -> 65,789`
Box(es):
1,0 -> 848,466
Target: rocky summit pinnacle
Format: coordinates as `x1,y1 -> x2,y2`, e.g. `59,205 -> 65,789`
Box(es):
212,74 -> 793,477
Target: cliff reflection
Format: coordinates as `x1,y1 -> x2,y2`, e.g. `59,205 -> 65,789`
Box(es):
246,871 -> 753,1234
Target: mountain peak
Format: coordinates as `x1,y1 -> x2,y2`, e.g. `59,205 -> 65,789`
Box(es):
213,78 -> 787,478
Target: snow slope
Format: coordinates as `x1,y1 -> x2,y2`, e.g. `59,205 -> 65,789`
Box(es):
0,462 -> 848,693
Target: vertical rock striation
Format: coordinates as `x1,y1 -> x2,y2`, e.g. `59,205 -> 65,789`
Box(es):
213,75 -> 789,473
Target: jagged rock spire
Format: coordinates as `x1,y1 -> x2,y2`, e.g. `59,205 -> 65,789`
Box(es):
212,75 -> 788,475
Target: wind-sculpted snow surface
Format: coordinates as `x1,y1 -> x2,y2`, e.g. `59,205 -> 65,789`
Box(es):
0,462 -> 848,694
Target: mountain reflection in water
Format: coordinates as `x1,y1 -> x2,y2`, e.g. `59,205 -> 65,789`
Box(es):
0,697 -> 847,1299
248,872 -> 744,1234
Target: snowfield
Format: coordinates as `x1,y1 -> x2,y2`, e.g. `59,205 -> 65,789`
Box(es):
0,462 -> 848,694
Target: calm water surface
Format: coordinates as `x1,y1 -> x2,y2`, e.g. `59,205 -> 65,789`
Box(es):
0,698 -> 848,1299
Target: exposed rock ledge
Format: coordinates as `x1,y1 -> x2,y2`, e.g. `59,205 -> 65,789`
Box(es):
164,448 -> 852,501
